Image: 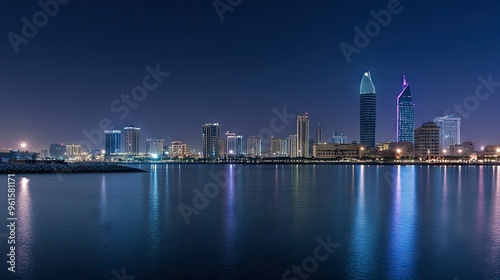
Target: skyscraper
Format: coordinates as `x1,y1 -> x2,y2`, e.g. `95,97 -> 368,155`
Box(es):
104,130 -> 121,155
146,138 -> 164,156
433,114 -> 461,150
297,113 -> 310,157
202,123 -> 220,160
246,135 -> 261,157
226,131 -> 243,156
288,134 -> 297,158
316,124 -> 323,144
124,125 -> 140,155
397,73 -> 415,143
49,143 -> 65,160
360,71 -> 376,147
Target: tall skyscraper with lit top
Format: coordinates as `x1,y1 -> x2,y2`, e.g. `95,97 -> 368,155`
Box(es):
203,123 -> 220,160
124,125 -> 140,155
397,73 -> 415,143
297,113 -> 310,157
359,71 -> 376,147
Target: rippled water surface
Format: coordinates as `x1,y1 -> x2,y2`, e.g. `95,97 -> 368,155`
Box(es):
1,164 -> 500,279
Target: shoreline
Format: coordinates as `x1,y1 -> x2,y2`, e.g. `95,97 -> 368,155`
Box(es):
0,163 -> 146,174
121,161 -> 499,166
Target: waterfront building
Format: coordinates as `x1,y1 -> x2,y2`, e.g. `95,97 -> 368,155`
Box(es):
297,113 -> 310,157
287,134 -> 298,158
312,143 -> 366,159
146,138 -> 164,156
105,130 -> 121,155
49,143 -> 65,160
202,123 -> 220,160
169,141 -> 189,159
124,125 -> 140,155
414,122 -> 440,160
397,73 -> 415,143
360,71 -> 377,147
433,114 -> 461,150
225,131 -> 243,156
218,138 -> 227,158
246,135 -> 261,157
65,144 -> 82,156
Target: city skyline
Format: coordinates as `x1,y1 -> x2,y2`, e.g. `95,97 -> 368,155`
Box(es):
1,1 -> 500,152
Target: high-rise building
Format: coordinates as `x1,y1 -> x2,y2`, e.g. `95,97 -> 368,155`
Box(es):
287,134 -> 298,158
226,131 -> 243,156
146,138 -> 164,156
271,138 -> 282,156
316,124 -> 323,144
414,122 -> 440,160
246,135 -> 261,157
65,144 -> 82,156
49,143 -> 65,160
202,123 -> 220,160
331,131 -> 348,144
169,141 -> 189,159
397,73 -> 415,143
297,113 -> 310,157
433,114 -> 461,150
218,138 -> 227,158
104,130 -> 121,155
124,125 -> 140,155
360,71 -> 376,147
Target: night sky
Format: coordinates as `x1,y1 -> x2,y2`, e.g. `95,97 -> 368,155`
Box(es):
1,0 -> 499,152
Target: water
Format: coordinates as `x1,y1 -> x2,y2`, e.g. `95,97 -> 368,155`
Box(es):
1,164 -> 500,279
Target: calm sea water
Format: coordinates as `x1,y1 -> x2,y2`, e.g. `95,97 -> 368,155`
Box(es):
1,164 -> 500,279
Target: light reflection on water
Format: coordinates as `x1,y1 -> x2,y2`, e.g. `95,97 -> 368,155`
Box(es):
2,164 -> 500,279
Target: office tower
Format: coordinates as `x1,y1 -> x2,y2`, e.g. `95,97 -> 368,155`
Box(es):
433,114 -> 461,150
316,124 -> 323,144
226,131 -> 243,156
331,131 -> 348,144
271,138 -> 282,156
202,123 -> 220,160
49,143 -> 65,160
104,130 -> 121,155
360,71 -> 376,147
169,141 -> 189,159
280,138 -> 289,156
287,134 -> 298,158
65,144 -> 82,156
124,125 -> 140,155
146,138 -> 164,156
297,113 -> 310,157
397,73 -> 415,143
218,138 -> 227,158
414,122 -> 440,159
247,135 -> 261,157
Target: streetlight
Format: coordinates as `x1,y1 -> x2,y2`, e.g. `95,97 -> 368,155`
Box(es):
458,149 -> 463,161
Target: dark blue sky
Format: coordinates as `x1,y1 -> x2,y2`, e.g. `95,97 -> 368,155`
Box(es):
1,0 -> 499,152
